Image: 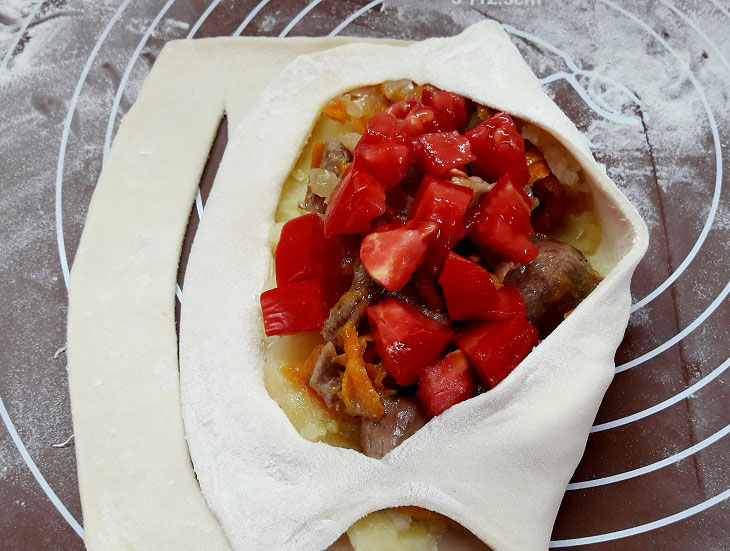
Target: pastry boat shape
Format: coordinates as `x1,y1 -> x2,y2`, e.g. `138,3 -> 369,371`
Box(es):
66,21 -> 648,551
178,21 -> 648,551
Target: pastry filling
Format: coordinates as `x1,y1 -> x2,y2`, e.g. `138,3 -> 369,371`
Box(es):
261,82 -> 602,459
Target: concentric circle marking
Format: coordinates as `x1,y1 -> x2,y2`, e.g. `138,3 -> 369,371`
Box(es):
102,0 -> 178,160
570,421 -> 730,490
0,1 -> 44,73
549,487 -> 730,547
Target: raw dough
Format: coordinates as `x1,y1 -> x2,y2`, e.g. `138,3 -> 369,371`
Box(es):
178,21 -> 648,551
66,36 -> 398,550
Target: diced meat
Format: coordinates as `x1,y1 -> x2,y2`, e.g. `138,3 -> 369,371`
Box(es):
502,240 -> 602,337
319,139 -> 352,176
308,342 -> 342,408
322,261 -> 375,346
300,139 -> 353,215
360,397 -> 427,458
299,187 -> 327,214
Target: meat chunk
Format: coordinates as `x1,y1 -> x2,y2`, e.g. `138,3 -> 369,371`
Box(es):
503,239 -> 602,338
360,397 -> 427,458
308,342 -> 342,408
298,187 -> 326,214
319,139 -> 352,176
322,261 -> 375,346
299,139 -> 352,215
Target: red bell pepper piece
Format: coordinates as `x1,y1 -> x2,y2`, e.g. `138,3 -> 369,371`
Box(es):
421,87 -> 467,131
323,161 -> 386,237
360,221 -> 438,292
275,214 -> 326,286
467,175 -> 538,264
260,279 -> 327,336
465,112 -> 529,186
455,317 -> 538,388
368,298 -> 454,386
414,131 -> 476,177
438,252 -> 527,320
418,350 -> 476,417
408,176 -> 473,275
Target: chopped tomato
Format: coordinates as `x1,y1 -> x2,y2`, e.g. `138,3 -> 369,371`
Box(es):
465,112 -> 529,186
421,86 -> 467,131
467,174 -> 538,264
414,131 -> 476,176
260,279 -> 326,336
438,252 -> 527,320
324,161 -> 386,237
360,221 -> 438,291
438,252 -> 499,320
275,213 -> 326,286
490,286 -> 527,318
408,176 -> 473,275
399,105 -> 441,137
384,98 -> 418,119
355,137 -> 413,189
455,317 -> 538,388
418,350 -> 475,417
367,298 -> 454,386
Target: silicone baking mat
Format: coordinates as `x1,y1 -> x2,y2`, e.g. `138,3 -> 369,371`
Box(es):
1,1 -> 728,549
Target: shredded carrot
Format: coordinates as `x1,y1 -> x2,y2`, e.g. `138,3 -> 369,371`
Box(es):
338,323 -> 384,420
490,273 -> 504,290
525,149 -> 550,186
322,99 -> 350,122
281,344 -> 324,385
351,116 -> 367,134
310,141 -> 325,168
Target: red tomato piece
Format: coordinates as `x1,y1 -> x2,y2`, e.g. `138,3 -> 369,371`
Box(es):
323,162 -> 386,237
260,279 -> 327,336
465,112 -> 529,186
455,317 -> 538,388
467,175 -> 538,264
360,221 -> 438,291
367,298 -> 454,386
355,139 -> 413,189
421,87 -> 467,131
398,105 -> 441,138
414,131 -> 476,177
438,252 -> 500,320
408,176 -> 473,275
490,286 -> 527,319
275,214 -> 326,286
418,350 -> 476,417
384,98 -> 418,119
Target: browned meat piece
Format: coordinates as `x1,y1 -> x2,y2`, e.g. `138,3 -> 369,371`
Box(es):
308,342 -> 342,408
299,139 -> 352,214
503,240 -> 602,338
319,139 -> 352,176
298,187 -> 326,214
322,262 -> 375,346
361,397 -> 427,458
